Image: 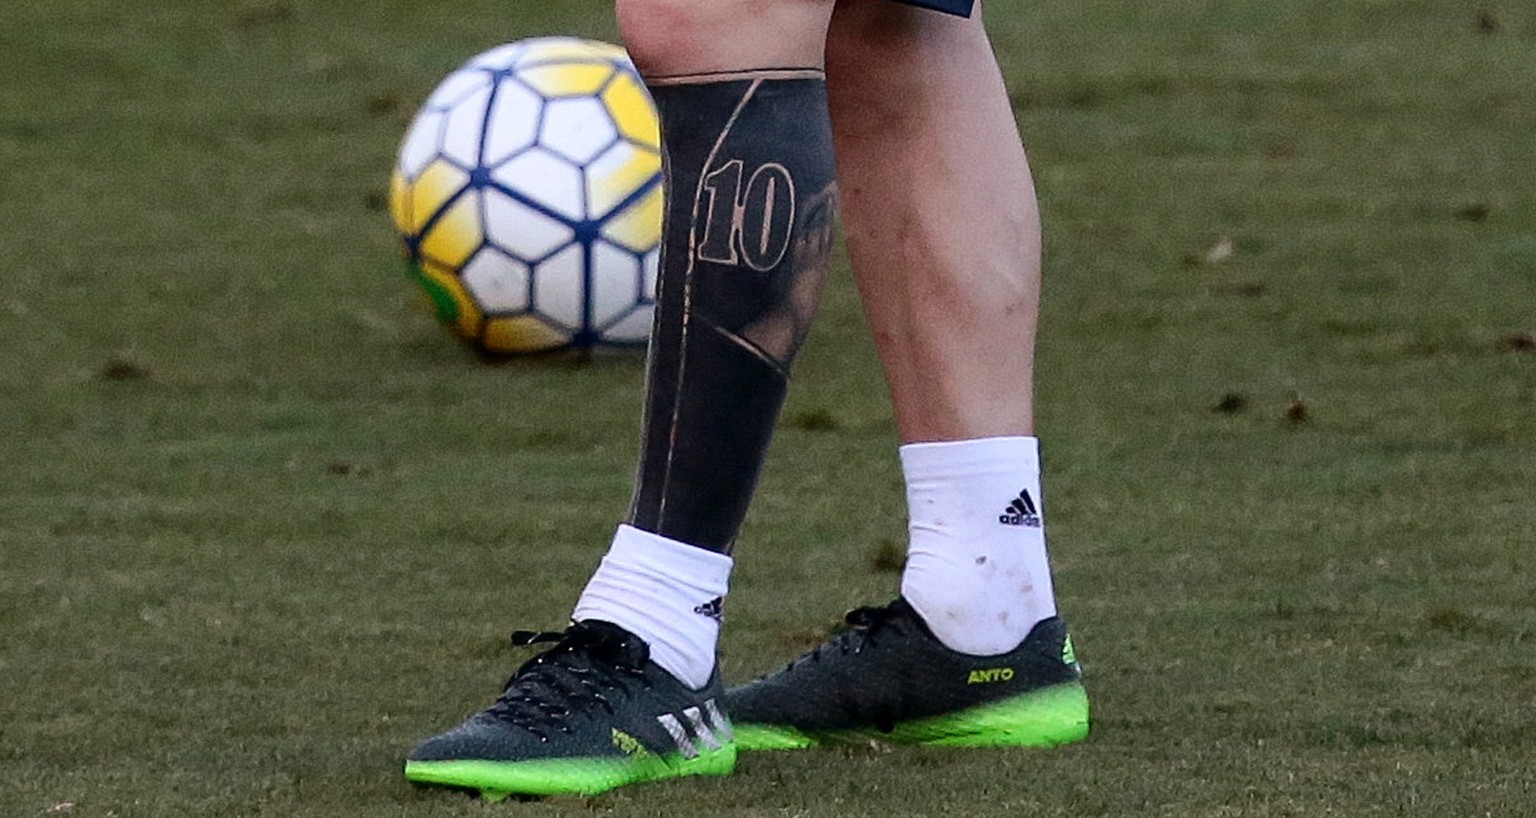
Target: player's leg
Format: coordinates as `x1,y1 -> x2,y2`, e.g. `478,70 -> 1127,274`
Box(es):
406,0 -> 841,797
834,0 -> 1040,446
725,0 -> 1088,750
833,0 -> 1060,648
577,0 -> 839,680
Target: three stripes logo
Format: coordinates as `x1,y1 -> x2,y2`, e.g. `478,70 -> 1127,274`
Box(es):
998,489 -> 1042,528
692,596 -> 725,623
655,698 -> 733,760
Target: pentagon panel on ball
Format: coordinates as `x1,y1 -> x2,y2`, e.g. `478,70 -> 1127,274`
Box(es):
390,37 -> 662,355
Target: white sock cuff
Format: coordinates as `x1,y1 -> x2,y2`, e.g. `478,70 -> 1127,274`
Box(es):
571,525 -> 732,689
899,435 -> 1040,480
601,524 -> 735,584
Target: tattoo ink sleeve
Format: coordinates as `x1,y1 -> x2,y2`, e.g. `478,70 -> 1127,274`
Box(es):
626,71 -> 839,554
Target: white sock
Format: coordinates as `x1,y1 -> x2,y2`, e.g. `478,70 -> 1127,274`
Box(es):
571,524 -> 731,689
899,436 -> 1059,656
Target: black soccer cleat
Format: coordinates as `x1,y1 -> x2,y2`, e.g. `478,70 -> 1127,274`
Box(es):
725,598 -> 1089,750
405,620 -> 735,799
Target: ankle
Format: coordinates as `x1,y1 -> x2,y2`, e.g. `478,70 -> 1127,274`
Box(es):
572,526 -> 731,688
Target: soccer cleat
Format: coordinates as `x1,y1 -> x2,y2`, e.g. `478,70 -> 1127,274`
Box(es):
405,620 -> 735,799
724,598 -> 1089,751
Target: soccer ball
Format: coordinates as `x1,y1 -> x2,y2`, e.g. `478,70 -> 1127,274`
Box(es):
390,38 -> 662,355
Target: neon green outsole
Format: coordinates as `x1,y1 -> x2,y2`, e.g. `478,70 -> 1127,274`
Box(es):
404,744 -> 736,798
734,681 -> 1089,751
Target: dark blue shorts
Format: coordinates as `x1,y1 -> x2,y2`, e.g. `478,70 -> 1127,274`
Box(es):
890,0 -> 975,16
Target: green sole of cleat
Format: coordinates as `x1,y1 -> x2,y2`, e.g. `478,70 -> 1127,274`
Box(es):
735,682 -> 1089,751
732,723 -> 821,750
405,744 -> 736,797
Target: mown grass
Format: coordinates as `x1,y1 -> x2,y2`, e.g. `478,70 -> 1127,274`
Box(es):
2,1 -> 1533,816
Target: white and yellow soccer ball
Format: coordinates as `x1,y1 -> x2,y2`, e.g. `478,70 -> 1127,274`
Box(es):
390,38 -> 662,355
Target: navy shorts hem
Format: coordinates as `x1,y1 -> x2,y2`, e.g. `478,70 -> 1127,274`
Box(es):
888,0 -> 975,16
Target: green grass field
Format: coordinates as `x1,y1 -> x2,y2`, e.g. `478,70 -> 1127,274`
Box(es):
3,1 -> 1534,815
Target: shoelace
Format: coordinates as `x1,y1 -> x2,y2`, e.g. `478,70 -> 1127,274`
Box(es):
788,601 -> 909,670
486,622 -> 650,737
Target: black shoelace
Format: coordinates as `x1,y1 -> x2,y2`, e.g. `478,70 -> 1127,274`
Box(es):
487,621 -> 650,737
789,600 -> 910,670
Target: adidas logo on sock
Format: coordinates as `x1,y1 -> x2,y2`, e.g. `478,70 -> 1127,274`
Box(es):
998,489 -> 1041,528
692,597 -> 725,622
